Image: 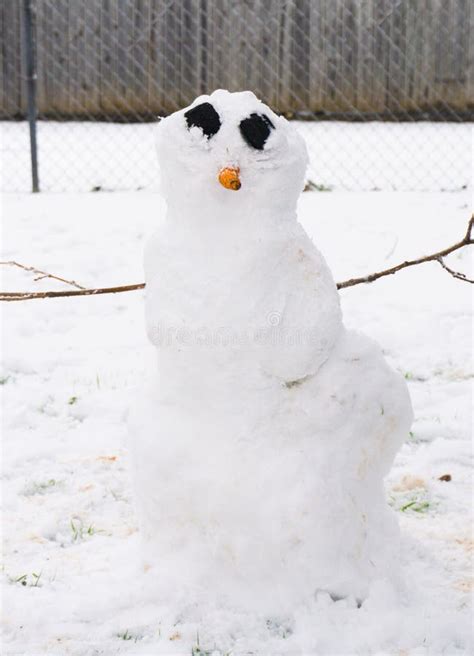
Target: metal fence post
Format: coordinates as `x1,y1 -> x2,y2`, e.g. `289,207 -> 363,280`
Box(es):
22,0 -> 39,192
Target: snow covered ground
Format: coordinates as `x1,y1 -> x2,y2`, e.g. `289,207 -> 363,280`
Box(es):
1,184 -> 472,654
1,120 -> 471,193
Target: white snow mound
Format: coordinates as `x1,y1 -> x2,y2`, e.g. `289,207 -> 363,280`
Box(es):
130,89 -> 413,616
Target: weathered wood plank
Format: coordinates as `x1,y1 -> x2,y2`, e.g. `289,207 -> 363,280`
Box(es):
179,0 -> 199,105
36,0 -> 70,115
0,0 -> 24,117
290,0 -> 310,109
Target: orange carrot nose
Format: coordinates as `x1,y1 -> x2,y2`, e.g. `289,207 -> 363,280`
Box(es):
218,167 -> 241,191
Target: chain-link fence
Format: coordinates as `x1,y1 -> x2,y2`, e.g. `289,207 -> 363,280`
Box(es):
1,0 -> 472,193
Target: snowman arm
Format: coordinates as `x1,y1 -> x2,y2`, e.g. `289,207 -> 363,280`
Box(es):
258,288 -> 343,382
257,232 -> 343,381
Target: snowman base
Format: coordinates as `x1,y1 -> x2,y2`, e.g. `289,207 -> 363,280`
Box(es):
130,330 -> 408,616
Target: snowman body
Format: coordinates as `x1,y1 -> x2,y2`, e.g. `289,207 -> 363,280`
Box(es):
131,90 -> 412,613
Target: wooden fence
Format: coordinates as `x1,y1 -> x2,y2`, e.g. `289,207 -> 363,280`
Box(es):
1,0 -> 473,120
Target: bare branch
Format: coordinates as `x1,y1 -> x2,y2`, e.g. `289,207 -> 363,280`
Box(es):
336,214 -> 473,289
0,215 -> 472,301
436,257 -> 474,283
1,260 -> 85,290
0,283 -> 145,302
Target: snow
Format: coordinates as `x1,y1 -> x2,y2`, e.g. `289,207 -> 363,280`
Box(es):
135,89 -> 413,614
1,119 -> 471,193
2,163 -> 473,651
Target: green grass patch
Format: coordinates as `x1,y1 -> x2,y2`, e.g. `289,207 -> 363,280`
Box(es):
14,571 -> 42,587
117,629 -> 141,642
70,518 -> 98,542
304,180 -> 332,192
22,479 -> 59,496
390,489 -> 433,515
400,500 -> 430,513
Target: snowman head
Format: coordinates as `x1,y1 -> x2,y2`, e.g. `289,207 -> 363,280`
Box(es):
155,90 -> 308,221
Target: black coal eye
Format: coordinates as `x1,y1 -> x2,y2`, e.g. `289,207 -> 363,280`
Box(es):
184,102 -> 221,139
239,113 -> 275,150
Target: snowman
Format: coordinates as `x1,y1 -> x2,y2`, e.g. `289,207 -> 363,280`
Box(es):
131,90 -> 413,615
